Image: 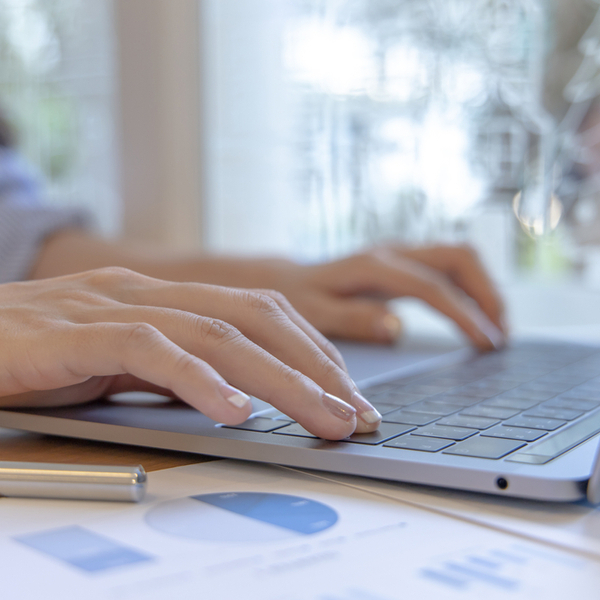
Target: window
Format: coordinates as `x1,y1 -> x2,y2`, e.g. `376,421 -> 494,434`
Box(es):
200,0 -> 600,294
0,0 -> 119,235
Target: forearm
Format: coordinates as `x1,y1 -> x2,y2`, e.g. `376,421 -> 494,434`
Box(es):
28,229 -> 293,288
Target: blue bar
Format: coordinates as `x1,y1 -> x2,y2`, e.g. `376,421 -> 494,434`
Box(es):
467,555 -> 502,569
489,549 -> 528,564
445,562 -> 519,589
14,526 -> 153,573
420,568 -> 468,588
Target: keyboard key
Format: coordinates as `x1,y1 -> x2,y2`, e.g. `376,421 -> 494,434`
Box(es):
373,391 -> 426,406
223,418 -> 291,433
342,423 -> 416,445
543,397 -> 600,412
442,437 -> 526,459
272,423 -> 317,438
481,425 -> 547,442
367,401 -> 403,415
383,411 -> 440,426
481,397 -> 540,410
499,389 -> 557,401
507,409 -> 600,464
465,379 -> 518,392
255,409 -> 294,422
576,382 -> 600,393
503,415 -> 566,431
517,381 -> 571,393
408,401 -> 462,416
402,384 -> 451,395
421,376 -> 465,388
559,388 -> 600,402
460,405 -> 521,420
272,422 -> 415,444
361,383 -> 396,397
449,387 -> 499,399
437,414 -> 500,430
384,436 -> 455,452
498,370 -> 540,383
413,424 -> 478,441
522,407 -> 584,421
428,394 -> 482,407
537,373 -> 587,386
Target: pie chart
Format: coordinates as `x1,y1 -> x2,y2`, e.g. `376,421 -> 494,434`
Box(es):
145,492 -> 338,543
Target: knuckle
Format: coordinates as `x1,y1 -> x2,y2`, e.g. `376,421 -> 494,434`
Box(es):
321,338 -> 345,364
85,266 -> 141,288
196,317 -> 241,345
276,362 -> 305,387
256,288 -> 289,308
241,290 -> 284,317
121,322 -> 160,347
311,351 -> 340,379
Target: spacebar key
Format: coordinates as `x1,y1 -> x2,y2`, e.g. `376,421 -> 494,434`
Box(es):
506,409 -> 600,465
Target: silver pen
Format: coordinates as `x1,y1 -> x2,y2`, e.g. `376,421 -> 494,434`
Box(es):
0,461 -> 147,502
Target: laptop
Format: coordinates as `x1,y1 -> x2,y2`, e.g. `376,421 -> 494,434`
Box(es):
2,339 -> 600,504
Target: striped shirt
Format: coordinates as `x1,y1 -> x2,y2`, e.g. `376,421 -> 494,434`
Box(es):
0,148 -> 89,283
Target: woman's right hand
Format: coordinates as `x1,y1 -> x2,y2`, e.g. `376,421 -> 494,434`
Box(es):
0,268 -> 382,440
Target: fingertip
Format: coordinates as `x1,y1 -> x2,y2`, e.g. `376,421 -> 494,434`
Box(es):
351,391 -> 382,433
354,415 -> 381,434
374,313 -> 403,344
187,383 -> 253,426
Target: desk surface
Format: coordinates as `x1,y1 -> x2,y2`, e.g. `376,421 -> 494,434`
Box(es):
0,428 -> 212,471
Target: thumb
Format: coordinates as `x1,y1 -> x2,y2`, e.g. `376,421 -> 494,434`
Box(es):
314,296 -> 403,343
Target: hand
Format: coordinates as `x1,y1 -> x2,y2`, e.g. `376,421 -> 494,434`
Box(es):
0,268 -> 382,440
31,232 -> 506,350
258,244 -> 506,349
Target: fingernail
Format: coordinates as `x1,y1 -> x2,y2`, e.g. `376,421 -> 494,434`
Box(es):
472,312 -> 506,350
322,392 -> 357,422
352,391 -> 382,424
478,322 -> 506,350
375,314 -> 402,343
221,384 -> 251,408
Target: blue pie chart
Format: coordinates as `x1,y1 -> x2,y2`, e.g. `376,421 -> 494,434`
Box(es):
145,492 -> 338,543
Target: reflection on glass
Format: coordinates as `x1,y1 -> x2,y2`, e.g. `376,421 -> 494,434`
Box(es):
283,0 -> 556,262
278,0 -> 600,287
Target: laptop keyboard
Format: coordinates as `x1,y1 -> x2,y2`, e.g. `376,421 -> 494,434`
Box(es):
224,342 -> 600,463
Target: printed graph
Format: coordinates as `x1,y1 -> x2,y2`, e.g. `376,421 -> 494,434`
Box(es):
145,492 -> 339,543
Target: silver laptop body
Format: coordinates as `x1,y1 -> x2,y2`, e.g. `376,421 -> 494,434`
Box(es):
1,340 -> 600,503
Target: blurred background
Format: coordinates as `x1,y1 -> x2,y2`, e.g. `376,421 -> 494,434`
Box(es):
3,0 -> 600,337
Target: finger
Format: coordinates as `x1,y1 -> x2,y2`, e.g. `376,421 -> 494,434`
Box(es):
95,298 -> 377,436
210,289 -> 382,433
80,270 -> 377,433
301,293 -> 403,344
76,311 -> 359,439
115,283 -> 381,433
91,269 -> 350,374
60,322 -> 255,426
397,245 -> 507,333
256,288 -> 350,372
353,255 -> 505,351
